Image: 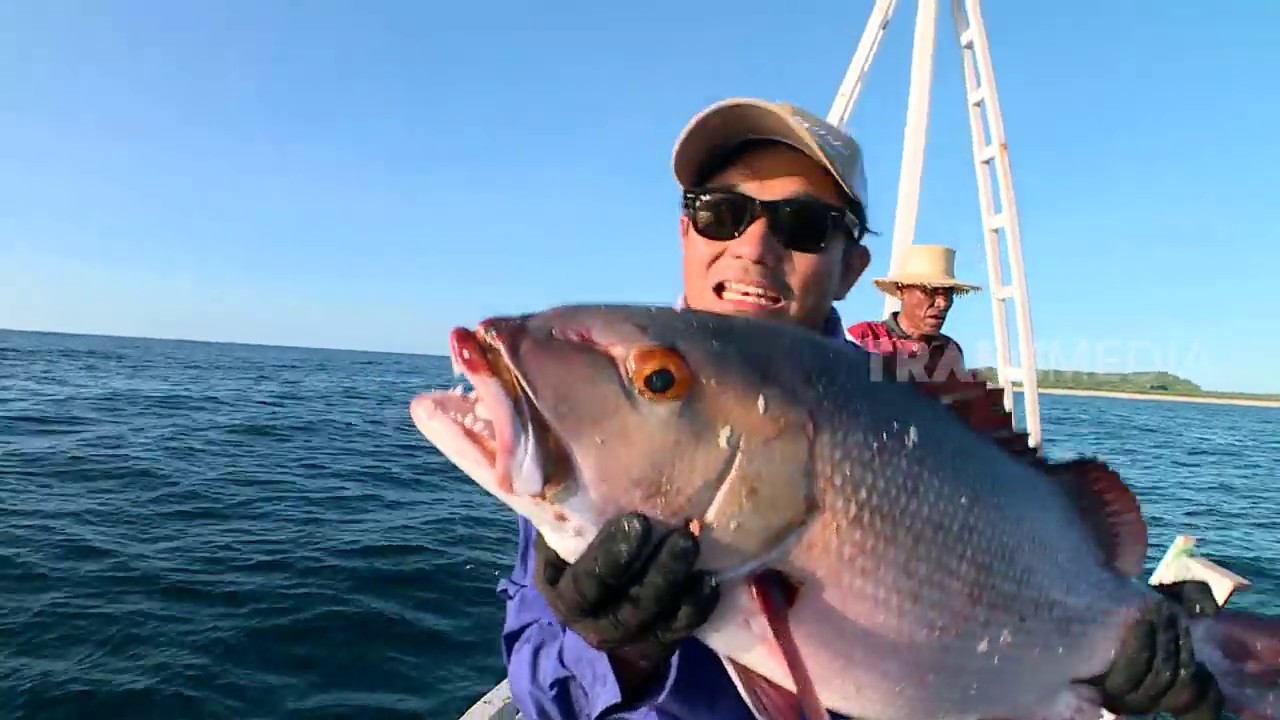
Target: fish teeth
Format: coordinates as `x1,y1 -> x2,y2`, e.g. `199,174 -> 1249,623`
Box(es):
441,405 -> 495,441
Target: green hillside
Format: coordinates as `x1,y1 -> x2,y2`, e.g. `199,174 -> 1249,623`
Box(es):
969,368 -> 1280,402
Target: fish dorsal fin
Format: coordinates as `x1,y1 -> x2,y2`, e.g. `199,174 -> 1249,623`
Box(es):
920,374 -> 1040,461
1040,458 -> 1148,577
874,358 -> 1040,463
886,363 -> 1149,577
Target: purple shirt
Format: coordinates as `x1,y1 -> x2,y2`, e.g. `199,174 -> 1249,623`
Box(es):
497,303 -> 856,719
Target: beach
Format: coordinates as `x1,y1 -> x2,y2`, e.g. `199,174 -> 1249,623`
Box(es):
1018,387 -> 1280,409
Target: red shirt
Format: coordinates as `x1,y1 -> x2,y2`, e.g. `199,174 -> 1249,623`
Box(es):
846,312 -> 970,383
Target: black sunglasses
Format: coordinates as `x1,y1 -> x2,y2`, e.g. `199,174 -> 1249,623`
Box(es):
681,188 -> 863,254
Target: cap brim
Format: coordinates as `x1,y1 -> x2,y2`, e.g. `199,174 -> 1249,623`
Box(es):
672,98 -> 861,205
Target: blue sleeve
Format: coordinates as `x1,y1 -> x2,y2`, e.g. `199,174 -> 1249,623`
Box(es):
496,515 -> 687,720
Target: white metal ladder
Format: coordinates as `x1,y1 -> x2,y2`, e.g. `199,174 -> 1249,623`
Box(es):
825,0 -> 1042,449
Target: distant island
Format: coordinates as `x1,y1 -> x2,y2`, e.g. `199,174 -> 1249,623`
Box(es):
969,368 -> 1280,408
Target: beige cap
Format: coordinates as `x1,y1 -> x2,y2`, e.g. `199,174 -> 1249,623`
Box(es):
671,97 -> 868,209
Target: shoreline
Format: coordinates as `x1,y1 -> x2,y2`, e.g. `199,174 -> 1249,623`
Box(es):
1017,387 -> 1280,409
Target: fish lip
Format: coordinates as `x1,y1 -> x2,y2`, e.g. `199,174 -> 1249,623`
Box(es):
476,320 -> 581,501
407,322 -> 533,497
471,320 -> 528,412
464,322 -> 535,496
412,319 -> 572,501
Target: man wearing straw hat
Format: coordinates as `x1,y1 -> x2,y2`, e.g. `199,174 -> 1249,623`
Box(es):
847,243 -> 978,382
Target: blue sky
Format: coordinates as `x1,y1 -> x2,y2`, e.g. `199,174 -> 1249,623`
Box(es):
2,2 -> 1277,393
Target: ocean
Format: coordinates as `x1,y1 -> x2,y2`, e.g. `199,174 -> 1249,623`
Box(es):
1,328 -> 1277,720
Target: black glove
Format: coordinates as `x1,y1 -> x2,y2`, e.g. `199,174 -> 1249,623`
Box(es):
533,512 -> 720,668
1090,580 -> 1225,719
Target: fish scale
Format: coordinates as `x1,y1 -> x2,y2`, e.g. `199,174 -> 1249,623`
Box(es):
409,304 -> 1280,720
785,375 -> 1131,718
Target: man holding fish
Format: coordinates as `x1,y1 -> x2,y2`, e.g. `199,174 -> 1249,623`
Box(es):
412,99 -> 1261,720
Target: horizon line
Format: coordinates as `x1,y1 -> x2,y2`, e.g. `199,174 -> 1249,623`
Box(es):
0,325 -> 446,360
6,326 -> 1275,397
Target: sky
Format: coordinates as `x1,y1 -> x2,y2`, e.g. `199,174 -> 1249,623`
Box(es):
1,2 -> 1277,393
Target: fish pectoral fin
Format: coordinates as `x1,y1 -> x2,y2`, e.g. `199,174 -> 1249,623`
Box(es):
723,658 -> 806,720
748,570 -> 831,720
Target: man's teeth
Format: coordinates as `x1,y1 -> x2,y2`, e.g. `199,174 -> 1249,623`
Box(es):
722,282 -> 780,305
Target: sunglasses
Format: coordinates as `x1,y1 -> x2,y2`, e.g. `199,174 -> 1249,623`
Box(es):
681,188 -> 863,254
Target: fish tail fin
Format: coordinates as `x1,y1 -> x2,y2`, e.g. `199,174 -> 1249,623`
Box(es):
1190,608 -> 1280,718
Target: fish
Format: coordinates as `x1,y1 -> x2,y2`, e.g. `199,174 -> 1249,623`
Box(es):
407,303 -> 1280,720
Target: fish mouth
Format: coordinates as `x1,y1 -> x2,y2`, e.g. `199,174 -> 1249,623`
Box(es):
409,319 -> 570,500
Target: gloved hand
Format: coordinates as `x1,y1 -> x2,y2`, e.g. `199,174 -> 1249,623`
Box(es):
533,512 -> 720,670
1091,580 -> 1225,720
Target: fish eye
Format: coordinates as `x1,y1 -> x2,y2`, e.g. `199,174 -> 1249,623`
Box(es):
626,345 -> 692,401
644,368 -> 675,394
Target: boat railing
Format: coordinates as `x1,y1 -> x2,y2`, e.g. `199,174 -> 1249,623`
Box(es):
457,678 -> 520,720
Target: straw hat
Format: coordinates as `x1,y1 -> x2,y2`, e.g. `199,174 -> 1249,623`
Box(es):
872,245 -> 982,297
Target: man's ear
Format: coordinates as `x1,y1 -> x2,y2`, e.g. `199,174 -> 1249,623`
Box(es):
835,243 -> 870,301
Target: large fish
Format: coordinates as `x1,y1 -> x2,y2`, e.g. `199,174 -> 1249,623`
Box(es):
408,304 -> 1279,720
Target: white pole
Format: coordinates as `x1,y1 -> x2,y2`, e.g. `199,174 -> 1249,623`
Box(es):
881,0 -> 938,319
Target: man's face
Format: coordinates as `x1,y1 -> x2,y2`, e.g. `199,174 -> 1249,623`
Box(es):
898,284 -> 954,337
679,143 -> 869,331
